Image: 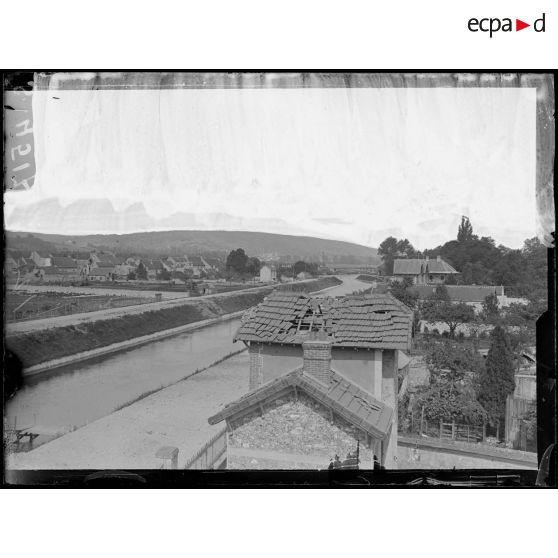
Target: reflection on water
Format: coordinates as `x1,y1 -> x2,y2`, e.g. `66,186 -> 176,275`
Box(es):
6,319 -> 241,450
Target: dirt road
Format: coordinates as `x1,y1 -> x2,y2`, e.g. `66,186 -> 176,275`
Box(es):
6,284 -> 272,335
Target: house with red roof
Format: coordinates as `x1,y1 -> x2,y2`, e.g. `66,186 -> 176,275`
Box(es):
208,292 -> 413,469
393,255 -> 459,285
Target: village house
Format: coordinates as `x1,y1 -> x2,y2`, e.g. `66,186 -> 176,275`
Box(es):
88,267 -> 115,281
187,255 -> 211,277
167,256 -> 189,272
144,259 -> 165,280
259,264 -> 277,282
393,256 -> 459,285
70,252 -> 93,275
40,267 -> 66,283
30,250 -> 52,268
208,292 -> 413,469
203,257 -> 223,272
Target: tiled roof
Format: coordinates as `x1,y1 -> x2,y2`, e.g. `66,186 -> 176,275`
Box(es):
188,255 -> 205,266
208,368 -> 394,439
51,256 -> 77,268
235,292 -> 412,350
411,284 -> 504,302
393,258 -> 458,275
145,259 -> 164,270
43,266 -> 63,275
43,266 -> 78,275
71,251 -> 91,259
89,267 -> 112,276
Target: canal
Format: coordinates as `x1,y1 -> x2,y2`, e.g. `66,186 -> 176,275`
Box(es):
6,318 -> 242,449
6,275 -> 369,451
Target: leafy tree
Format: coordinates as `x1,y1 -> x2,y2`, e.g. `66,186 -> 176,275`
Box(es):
396,239 -> 417,258
378,236 -> 399,275
457,216 -> 475,243
390,277 -> 419,310
293,260 -> 308,276
378,237 -> 417,275
481,293 -> 500,323
136,261 -> 148,280
424,340 -> 485,388
422,298 -> 475,338
430,284 -> 450,302
445,273 -> 458,285
478,326 -> 516,437
415,383 -> 488,426
226,248 -> 249,276
245,257 -> 261,277
157,269 -> 171,281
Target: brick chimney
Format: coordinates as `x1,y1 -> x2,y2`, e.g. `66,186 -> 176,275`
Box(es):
302,330 -> 333,384
437,255 -> 441,262
425,255 -> 429,262
248,342 -> 263,390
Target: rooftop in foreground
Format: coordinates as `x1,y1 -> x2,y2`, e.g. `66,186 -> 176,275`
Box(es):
234,292 -> 413,350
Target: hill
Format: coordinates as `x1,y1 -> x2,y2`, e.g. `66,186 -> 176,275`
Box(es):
6,230 -> 379,264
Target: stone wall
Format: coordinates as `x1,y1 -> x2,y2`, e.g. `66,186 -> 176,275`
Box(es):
227,392 -> 373,469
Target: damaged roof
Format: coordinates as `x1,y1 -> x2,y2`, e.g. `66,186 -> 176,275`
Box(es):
208,368 -> 394,439
234,292 -> 412,350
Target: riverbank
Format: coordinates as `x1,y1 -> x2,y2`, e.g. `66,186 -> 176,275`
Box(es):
21,310 -> 246,376
6,276 -> 342,370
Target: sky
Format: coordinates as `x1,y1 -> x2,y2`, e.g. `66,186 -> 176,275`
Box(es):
4,86 -> 537,249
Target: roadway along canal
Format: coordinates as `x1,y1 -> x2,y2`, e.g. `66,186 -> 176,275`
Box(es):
6,318 -> 242,449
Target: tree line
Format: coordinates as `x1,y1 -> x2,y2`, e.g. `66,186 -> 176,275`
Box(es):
378,216 -> 547,298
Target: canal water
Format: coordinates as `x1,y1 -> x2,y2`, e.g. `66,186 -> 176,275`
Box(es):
5,276 -> 366,452
6,318 -> 242,449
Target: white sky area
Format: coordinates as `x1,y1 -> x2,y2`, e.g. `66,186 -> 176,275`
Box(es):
4,87 -> 537,249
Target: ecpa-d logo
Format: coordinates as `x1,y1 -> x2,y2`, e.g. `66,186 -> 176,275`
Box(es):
468,13 -> 546,37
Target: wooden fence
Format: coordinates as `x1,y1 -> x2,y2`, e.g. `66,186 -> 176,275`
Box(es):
184,428 -> 227,469
404,416 -> 486,444
439,421 -> 485,443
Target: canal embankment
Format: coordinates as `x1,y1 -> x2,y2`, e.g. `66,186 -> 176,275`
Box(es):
6,276 -> 342,372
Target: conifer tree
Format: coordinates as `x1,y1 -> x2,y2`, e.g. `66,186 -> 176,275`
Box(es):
478,325 -> 516,438
457,216 -> 474,243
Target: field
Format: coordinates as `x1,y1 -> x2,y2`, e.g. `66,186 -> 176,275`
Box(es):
5,291 -> 152,323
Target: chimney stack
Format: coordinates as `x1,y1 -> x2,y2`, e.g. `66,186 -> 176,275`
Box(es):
302,331 -> 332,384
436,255 -> 441,262
425,255 -> 429,262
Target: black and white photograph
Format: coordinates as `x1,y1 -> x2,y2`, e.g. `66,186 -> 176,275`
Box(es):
3,71 -> 555,485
